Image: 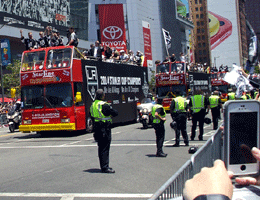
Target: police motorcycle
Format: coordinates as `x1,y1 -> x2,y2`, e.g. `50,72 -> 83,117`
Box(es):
7,101 -> 21,133
137,97 -> 155,129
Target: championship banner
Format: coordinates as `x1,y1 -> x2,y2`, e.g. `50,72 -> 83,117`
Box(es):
162,28 -> 171,49
142,21 -> 153,68
98,4 -> 126,51
1,39 -> 11,66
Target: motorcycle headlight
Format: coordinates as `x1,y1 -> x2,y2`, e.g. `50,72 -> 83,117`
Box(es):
23,120 -> 31,124
143,108 -> 148,113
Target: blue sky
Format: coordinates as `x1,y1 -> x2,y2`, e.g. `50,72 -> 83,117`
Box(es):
182,0 -> 189,12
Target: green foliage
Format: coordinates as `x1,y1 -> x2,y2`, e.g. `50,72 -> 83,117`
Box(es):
255,65 -> 260,74
148,69 -> 156,93
3,60 -> 21,98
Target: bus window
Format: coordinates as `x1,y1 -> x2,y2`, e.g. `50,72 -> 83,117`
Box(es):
21,85 -> 44,109
156,63 -> 169,73
47,48 -> 72,69
21,51 -> 45,71
45,83 -> 73,108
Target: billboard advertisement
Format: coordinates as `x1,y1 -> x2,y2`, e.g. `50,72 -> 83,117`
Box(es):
208,1 -> 240,67
142,21 -> 153,68
1,38 -> 11,66
98,4 -> 126,51
0,0 -> 70,35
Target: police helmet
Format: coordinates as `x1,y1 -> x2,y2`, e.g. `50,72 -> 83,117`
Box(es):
204,117 -> 212,124
188,146 -> 198,154
170,121 -> 177,130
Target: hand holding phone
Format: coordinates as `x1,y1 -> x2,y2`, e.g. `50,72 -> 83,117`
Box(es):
224,100 -> 260,176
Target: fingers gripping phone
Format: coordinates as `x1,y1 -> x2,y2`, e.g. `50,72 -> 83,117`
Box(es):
224,100 -> 260,176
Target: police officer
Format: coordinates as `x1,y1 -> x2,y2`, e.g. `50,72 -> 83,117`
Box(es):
90,89 -> 118,173
152,97 -> 167,157
170,95 -> 189,147
189,90 -> 210,141
209,91 -> 222,130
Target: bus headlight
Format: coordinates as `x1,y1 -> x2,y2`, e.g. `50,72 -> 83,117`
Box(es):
23,120 -> 31,124
61,118 -> 70,123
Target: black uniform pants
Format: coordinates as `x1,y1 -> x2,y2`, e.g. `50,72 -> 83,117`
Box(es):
94,123 -> 112,170
175,113 -> 188,144
191,110 -> 205,139
211,107 -> 220,130
153,123 -> 165,154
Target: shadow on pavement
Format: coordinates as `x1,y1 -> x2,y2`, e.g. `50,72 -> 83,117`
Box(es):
83,168 -> 102,173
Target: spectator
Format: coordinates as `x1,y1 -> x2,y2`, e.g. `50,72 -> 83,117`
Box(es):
88,44 -> 94,57
37,31 -> 49,48
89,41 -> 104,59
56,31 -> 64,46
219,64 -> 223,72
128,50 -> 135,64
104,46 -> 113,61
119,50 -> 129,63
170,54 -> 177,73
20,29 -> 37,50
82,50 -> 88,59
67,27 -> 78,47
135,51 -> 144,66
50,32 -> 60,47
112,49 -> 120,62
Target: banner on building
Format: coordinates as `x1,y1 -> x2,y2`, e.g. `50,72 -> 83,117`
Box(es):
98,4 -> 126,51
1,39 -> 11,66
142,21 -> 153,68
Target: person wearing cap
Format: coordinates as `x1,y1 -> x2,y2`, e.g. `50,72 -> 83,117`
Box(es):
152,97 -> 167,157
128,50 -> 135,64
170,94 -> 189,147
189,90 -> 210,141
209,91 -> 222,130
119,50 -> 129,63
90,89 -> 118,173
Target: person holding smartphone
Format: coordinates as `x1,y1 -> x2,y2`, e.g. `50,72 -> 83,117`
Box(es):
183,147 -> 260,200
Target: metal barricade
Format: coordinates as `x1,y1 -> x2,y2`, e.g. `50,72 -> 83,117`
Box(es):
149,129 -> 222,200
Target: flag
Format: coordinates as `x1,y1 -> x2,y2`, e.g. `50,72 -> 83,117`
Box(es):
162,28 -> 171,49
224,65 -> 253,98
246,20 -> 259,74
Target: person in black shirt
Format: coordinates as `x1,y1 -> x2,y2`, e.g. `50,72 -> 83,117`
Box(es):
90,89 -> 118,173
20,29 -> 37,50
37,31 -> 49,48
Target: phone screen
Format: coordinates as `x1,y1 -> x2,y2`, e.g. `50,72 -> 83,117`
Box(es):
229,112 -> 258,165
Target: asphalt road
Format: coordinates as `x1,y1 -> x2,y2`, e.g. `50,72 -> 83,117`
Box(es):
0,113 -> 221,200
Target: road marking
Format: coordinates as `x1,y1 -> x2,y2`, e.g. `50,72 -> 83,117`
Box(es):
0,132 -> 20,138
0,192 -> 152,198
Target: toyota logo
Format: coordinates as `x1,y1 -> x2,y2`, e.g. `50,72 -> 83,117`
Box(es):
103,26 -> 123,40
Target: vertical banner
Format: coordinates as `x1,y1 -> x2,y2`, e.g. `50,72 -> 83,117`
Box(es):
98,4 -> 126,51
142,21 -> 153,68
1,39 -> 11,66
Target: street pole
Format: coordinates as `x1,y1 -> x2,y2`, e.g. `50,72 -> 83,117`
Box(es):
0,64 -> 4,104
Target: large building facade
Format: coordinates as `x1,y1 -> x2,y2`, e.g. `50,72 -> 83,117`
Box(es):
88,0 -> 193,66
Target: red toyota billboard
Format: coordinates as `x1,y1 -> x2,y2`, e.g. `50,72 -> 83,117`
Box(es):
98,4 -> 127,51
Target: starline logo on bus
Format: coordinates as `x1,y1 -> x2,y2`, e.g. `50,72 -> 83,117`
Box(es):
32,71 -> 55,78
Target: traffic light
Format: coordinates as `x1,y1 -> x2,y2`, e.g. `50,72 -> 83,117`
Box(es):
11,88 -> 16,98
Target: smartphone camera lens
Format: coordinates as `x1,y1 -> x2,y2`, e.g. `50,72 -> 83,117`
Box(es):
241,165 -> 246,171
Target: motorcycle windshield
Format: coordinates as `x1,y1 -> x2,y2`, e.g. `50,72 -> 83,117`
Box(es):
8,107 -> 15,115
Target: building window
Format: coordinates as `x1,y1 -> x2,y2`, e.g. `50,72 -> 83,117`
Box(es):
199,0 -> 202,3
200,6 -> 203,11
199,50 -> 202,55
198,43 -> 201,47
196,14 -> 199,19
201,21 -> 204,26
202,35 -> 205,40
195,7 -> 198,11
195,0 -> 198,4
203,42 -> 206,47
200,14 -> 204,18
197,28 -> 200,33
203,50 -> 206,55
201,28 -> 205,33
197,21 -> 200,26
197,36 -> 201,40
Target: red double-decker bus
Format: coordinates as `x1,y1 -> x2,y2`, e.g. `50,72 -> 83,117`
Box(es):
19,46 -> 148,134
155,61 -> 188,111
211,72 -> 229,103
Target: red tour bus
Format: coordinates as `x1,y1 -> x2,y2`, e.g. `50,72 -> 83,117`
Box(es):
19,46 -> 148,134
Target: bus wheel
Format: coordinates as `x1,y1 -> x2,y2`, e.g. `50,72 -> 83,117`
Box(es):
86,117 -> 93,133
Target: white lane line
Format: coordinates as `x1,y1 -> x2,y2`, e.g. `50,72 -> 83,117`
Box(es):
60,195 -> 74,200
0,143 -> 156,149
0,193 -> 152,198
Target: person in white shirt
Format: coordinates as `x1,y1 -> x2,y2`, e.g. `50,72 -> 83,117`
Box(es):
119,50 -> 129,63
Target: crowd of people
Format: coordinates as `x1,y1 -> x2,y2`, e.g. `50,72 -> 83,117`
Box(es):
20,26 -> 77,50
0,101 -> 16,126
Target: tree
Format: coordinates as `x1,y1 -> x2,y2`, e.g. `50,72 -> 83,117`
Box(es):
2,60 -> 21,98
148,69 -> 156,94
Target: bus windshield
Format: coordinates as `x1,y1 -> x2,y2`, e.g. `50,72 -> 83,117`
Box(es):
21,85 -> 44,109
46,48 -> 72,69
21,51 -> 45,71
157,85 -> 186,97
46,83 -> 73,108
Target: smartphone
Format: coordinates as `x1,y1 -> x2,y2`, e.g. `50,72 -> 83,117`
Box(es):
224,100 -> 260,176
